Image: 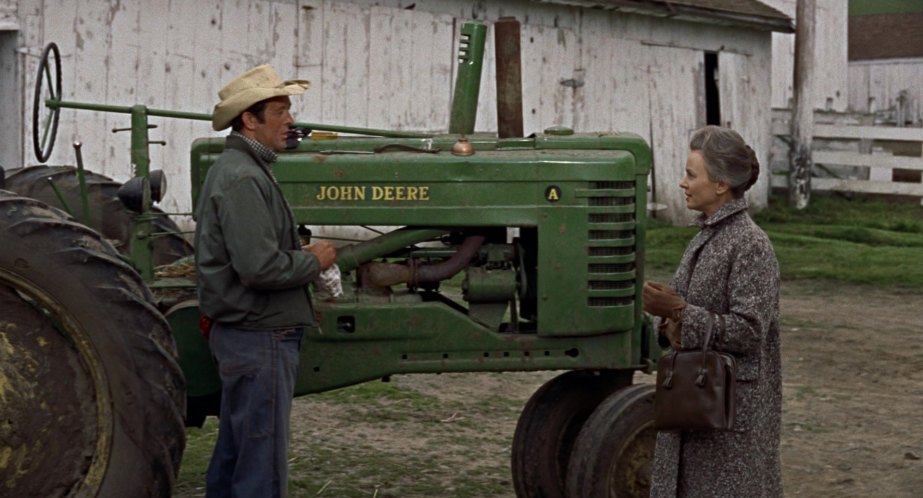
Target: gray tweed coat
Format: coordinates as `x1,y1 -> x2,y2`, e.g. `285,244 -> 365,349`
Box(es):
649,198 -> 783,498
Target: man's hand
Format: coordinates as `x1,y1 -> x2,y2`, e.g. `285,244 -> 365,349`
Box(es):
643,281 -> 686,321
304,240 -> 336,270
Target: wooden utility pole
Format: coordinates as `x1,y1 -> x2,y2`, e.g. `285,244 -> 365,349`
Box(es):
789,0 -> 816,209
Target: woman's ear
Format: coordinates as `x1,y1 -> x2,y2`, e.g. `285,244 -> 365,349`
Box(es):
715,181 -> 731,196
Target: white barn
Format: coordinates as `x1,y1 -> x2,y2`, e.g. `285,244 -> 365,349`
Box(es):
1,0 -> 793,226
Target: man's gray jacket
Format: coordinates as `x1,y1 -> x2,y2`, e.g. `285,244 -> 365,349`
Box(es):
194,134 -> 320,329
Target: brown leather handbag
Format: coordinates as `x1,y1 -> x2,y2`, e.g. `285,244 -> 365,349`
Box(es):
653,313 -> 736,431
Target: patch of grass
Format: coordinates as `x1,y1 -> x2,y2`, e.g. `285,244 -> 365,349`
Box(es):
780,316 -> 819,330
289,443 -> 511,498
286,379 -> 518,497
788,384 -> 818,401
786,420 -> 834,434
644,219 -> 697,274
849,0 -> 923,16
313,378 -> 438,406
174,420 -> 218,497
771,225 -> 923,247
645,194 -> 923,291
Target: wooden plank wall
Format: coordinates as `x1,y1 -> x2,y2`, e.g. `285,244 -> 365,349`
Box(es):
10,0 -> 776,226
848,59 -> 923,124
765,0 -> 848,112
721,47 -> 774,222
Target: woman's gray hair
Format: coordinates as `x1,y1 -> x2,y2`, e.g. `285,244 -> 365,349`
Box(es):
689,125 -> 760,198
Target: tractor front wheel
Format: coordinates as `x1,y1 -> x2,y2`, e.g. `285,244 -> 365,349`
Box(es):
0,191 -> 185,497
511,369 -> 632,498
565,383 -> 657,498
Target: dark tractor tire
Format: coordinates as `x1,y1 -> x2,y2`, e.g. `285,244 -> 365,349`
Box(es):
3,165 -> 193,266
0,190 -> 186,497
565,383 -> 656,498
511,369 -> 633,498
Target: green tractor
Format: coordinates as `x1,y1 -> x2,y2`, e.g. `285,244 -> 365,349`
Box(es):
1,19 -> 658,498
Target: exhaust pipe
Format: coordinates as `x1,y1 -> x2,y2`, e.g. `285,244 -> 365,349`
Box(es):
495,17 -> 524,138
360,235 -> 487,288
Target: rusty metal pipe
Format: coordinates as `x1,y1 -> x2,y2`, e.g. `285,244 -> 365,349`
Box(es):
495,17 -> 524,138
361,235 -> 487,288
336,228 -> 451,273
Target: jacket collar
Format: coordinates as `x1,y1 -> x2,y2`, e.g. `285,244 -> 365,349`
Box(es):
225,133 -> 277,167
691,197 -> 749,228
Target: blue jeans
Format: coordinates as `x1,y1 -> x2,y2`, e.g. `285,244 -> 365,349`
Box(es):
206,323 -> 303,498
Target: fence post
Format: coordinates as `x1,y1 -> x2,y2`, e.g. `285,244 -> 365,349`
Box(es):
789,0 -> 816,209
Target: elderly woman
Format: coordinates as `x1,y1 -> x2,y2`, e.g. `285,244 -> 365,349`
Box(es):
644,126 -> 782,497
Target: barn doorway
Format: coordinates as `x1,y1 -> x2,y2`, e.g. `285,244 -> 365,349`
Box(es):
704,51 -> 720,126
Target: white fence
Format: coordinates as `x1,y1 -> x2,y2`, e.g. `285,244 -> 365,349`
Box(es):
771,114 -> 923,200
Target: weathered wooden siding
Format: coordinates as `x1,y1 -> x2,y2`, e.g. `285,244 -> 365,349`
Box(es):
6,0 -> 777,226
721,45 -> 774,219
648,44 -> 700,224
848,59 -> 923,124
0,30 -> 18,170
765,0 -> 848,112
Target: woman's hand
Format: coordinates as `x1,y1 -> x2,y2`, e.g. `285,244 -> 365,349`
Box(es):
660,317 -> 683,350
643,281 -> 687,321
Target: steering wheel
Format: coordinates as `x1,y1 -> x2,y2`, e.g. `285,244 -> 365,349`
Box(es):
32,43 -> 62,163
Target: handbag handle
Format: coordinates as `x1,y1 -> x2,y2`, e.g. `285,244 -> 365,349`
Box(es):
661,312 -> 720,389
693,313 -> 717,386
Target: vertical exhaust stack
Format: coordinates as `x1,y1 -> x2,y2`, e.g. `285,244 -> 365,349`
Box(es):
494,17 -> 524,138
449,20 -> 487,135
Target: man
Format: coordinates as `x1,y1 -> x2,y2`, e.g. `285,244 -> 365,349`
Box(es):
195,64 -> 336,498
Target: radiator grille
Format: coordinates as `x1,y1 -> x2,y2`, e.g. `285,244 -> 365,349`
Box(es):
589,212 -> 633,223
588,263 -> 634,273
588,246 -> 634,257
588,280 -> 634,290
584,180 -> 637,308
592,181 -> 634,189
588,230 -> 632,240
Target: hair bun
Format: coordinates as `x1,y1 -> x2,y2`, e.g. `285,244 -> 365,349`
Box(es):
743,145 -> 760,192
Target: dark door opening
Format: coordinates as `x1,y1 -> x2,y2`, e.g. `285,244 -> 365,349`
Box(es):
704,52 -> 720,126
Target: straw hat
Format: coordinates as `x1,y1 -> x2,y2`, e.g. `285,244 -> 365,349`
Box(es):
212,65 -> 309,131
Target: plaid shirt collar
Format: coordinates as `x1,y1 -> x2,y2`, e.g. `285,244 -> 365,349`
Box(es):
230,131 -> 278,165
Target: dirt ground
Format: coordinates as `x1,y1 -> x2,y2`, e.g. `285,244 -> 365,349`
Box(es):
284,280 -> 923,497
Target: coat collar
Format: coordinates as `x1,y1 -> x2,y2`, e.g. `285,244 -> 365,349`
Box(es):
225,133 -> 276,168
691,197 -> 749,229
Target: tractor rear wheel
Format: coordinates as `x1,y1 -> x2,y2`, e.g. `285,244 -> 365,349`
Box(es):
511,369 -> 632,498
565,383 -> 656,498
0,190 -> 186,497
3,165 -> 192,266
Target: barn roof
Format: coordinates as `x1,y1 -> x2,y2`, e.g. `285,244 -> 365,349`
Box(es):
532,0 -> 795,33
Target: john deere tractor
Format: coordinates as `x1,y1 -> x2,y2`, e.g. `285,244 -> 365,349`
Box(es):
1,19 -> 657,498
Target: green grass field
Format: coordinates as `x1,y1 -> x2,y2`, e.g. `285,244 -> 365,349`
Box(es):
849,0 -> 923,16
647,194 -> 923,291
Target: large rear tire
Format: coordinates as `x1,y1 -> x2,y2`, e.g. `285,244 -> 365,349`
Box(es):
3,165 -> 192,266
565,383 -> 656,498
0,190 -> 186,497
511,369 -> 632,498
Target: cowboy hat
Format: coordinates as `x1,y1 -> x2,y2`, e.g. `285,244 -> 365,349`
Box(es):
212,64 -> 309,131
